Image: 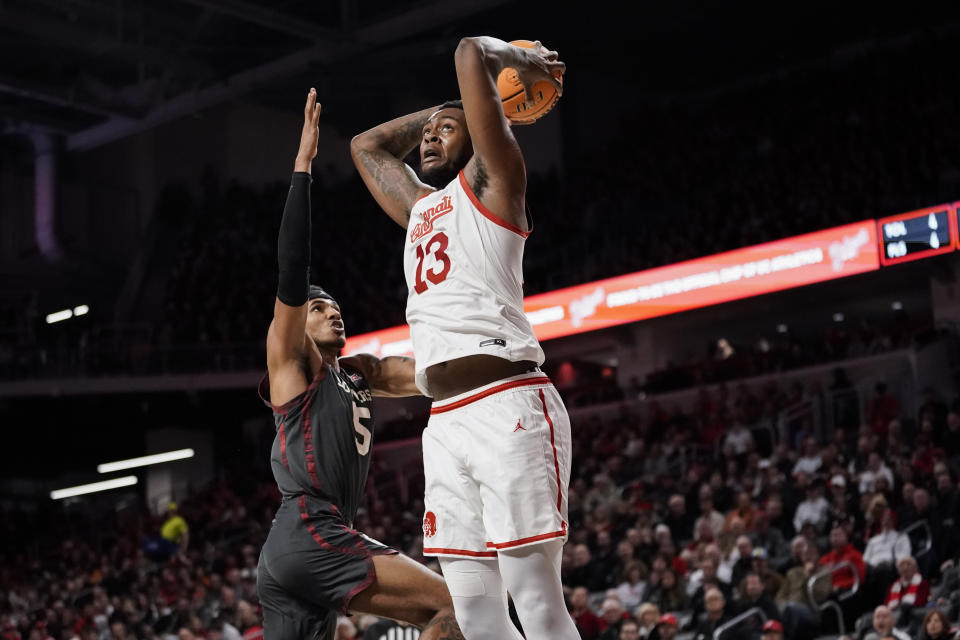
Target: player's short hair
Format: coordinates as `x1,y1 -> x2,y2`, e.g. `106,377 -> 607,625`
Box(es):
439,99 -> 463,110
308,285 -> 338,307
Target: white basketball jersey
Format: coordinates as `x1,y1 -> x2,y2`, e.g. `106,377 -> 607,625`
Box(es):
402,170 -> 545,396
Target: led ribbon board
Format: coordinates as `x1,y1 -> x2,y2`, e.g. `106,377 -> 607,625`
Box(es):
345,220 -> 882,359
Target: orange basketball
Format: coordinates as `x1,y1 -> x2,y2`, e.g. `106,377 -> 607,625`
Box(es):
497,40 -> 563,124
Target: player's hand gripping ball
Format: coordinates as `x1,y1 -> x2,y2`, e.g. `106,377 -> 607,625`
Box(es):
498,39 -> 565,125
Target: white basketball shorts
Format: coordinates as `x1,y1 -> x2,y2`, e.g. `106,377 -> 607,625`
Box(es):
421,371 -> 571,559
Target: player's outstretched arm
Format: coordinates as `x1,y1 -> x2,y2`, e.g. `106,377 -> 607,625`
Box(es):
339,353 -> 421,398
350,107 -> 438,229
266,89 -> 323,406
454,37 -> 564,222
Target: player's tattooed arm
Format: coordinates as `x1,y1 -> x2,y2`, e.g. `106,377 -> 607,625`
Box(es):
351,106 -> 438,229
339,353 -> 421,398
422,614 -> 467,640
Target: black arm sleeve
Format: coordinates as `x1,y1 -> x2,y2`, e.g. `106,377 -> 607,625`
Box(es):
276,172 -> 312,307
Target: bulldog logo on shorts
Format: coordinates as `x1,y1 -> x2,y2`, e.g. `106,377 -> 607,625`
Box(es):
423,511 -> 437,538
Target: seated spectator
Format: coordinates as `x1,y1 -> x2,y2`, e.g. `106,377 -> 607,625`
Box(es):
819,526 -> 866,590
793,438 -> 823,476
567,544 -> 609,592
734,572 -> 781,627
725,491 -> 759,533
749,548 -> 783,598
919,609 -> 957,640
619,619 -> 642,640
645,569 -> 687,613
864,508 -> 911,605
692,588 -> 730,640
865,510 -> 911,570
616,561 -> 648,612
761,620 -> 784,640
729,535 -> 755,589
864,605 -> 910,640
635,603 -> 661,640
694,486 -> 726,540
656,614 -> 678,640
571,586 -> 604,640
598,598 -> 631,640
860,453 -> 896,495
751,511 -> 789,571
664,494 -> 694,544
885,556 -> 930,624
777,540 -> 829,640
794,480 -> 830,534
687,550 -> 732,602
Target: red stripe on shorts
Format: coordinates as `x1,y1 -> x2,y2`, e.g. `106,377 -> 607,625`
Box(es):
539,388 -> 563,511
423,547 -> 498,558
485,528 -> 568,550
430,376 -> 551,415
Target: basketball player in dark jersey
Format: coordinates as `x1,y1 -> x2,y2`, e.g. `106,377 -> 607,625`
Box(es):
256,89 -> 464,640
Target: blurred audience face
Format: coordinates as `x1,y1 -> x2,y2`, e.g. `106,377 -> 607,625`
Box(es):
620,621 -> 640,640
829,527 -> 847,551
601,598 -> 625,623
744,573 -> 764,600
926,612 -> 946,636
669,495 -> 685,516
872,606 -> 893,634
897,557 -> 917,581
914,489 -> 930,512
659,621 -> 678,640
790,536 -> 808,561
705,588 -> 725,617
637,604 -> 659,628
571,587 -> 589,611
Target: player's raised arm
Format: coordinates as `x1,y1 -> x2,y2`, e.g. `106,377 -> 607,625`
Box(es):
266,89 -> 322,406
339,353 -> 421,398
350,107 -> 439,228
454,37 -> 564,223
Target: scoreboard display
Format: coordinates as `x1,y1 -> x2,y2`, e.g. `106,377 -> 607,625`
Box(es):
878,205 -> 955,266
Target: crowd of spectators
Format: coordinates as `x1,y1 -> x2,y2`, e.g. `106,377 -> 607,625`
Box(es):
4,357 -> 960,640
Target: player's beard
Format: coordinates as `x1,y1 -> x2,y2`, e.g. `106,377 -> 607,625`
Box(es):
420,161 -> 458,189
420,149 -> 471,188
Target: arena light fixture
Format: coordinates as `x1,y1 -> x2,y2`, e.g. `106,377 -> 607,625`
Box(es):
832,312 -> 845,322
776,324 -> 788,333
45,309 -> 73,324
97,448 -> 195,474
891,301 -> 903,310
50,476 -> 138,500
73,304 -> 90,316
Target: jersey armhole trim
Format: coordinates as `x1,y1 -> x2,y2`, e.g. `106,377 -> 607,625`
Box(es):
258,364 -> 328,416
458,170 -> 531,238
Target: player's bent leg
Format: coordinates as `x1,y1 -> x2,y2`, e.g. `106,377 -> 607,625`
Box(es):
438,556 -> 524,640
348,553 -> 463,639
498,539 -> 580,640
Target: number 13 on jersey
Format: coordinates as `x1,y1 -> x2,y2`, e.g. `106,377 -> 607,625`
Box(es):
414,232 -> 451,294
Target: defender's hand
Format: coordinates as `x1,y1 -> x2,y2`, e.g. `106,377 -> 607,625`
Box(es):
295,88 -> 321,173
513,40 -> 565,103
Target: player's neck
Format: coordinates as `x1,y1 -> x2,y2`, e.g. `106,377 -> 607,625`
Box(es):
321,350 -> 340,371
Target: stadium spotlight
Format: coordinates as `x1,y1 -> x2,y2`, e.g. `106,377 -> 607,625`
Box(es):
832,312 -> 844,322
73,305 -> 90,316
50,476 -> 138,500
97,448 -> 195,473
45,309 -> 73,324
891,301 -> 903,310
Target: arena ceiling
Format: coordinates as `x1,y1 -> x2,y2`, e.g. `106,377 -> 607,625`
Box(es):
3,1 -> 959,152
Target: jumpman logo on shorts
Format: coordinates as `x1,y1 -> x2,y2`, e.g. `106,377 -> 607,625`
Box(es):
513,420 -> 526,432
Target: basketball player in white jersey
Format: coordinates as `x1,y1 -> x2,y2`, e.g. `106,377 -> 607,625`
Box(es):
351,38 -> 578,640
